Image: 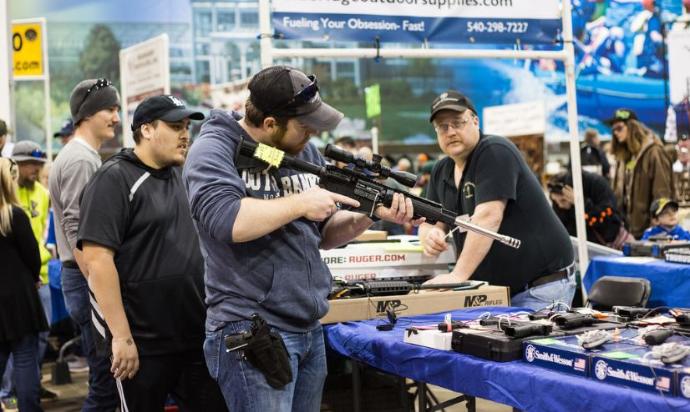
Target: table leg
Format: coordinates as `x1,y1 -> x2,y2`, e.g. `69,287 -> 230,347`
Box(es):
466,395 -> 476,412
418,382 -> 428,411
352,359 -> 361,412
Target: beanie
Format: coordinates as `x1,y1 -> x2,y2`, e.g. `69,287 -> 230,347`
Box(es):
70,78 -> 120,125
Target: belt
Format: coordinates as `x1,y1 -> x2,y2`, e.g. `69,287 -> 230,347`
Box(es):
62,260 -> 79,269
527,263 -> 575,289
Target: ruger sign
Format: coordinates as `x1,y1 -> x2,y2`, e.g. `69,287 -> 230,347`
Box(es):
272,0 -> 562,44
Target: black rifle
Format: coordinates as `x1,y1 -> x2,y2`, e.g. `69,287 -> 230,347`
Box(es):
330,280 -> 481,298
237,138 -> 521,249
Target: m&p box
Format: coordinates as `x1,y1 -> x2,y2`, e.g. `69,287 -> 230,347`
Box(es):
523,335 -> 591,377
320,285 -> 509,324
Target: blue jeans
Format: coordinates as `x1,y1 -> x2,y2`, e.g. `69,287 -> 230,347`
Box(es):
511,274 -> 577,311
0,285 -> 52,399
61,266 -> 119,411
0,334 -> 42,412
204,320 -> 327,412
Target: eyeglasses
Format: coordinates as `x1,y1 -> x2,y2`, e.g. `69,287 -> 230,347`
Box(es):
272,75 -> 319,113
78,78 -> 112,108
434,118 -> 471,134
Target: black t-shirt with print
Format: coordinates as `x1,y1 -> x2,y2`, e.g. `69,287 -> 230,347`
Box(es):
426,134 -> 573,295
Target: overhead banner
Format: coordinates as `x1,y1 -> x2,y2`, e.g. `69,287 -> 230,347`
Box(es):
272,0 -> 562,44
119,34 -> 170,147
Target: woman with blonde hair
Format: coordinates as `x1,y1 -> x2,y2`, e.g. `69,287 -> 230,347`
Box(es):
609,108 -> 674,238
0,157 -> 47,412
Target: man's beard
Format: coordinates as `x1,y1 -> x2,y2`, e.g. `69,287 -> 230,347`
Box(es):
18,176 -> 35,188
269,126 -> 302,155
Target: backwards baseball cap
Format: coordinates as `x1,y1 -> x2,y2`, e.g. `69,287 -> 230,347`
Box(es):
650,197 -> 679,218
11,140 -> 47,163
248,66 -> 344,132
605,108 -> 638,126
429,90 -> 477,123
53,119 -> 74,138
70,78 -> 121,125
131,95 -> 204,132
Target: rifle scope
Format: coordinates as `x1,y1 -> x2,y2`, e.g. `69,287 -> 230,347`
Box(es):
324,144 -> 418,188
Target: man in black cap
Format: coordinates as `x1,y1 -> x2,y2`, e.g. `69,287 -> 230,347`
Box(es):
182,66 -> 420,411
53,119 -> 75,146
420,90 -> 575,310
78,95 -> 226,411
49,78 -> 121,411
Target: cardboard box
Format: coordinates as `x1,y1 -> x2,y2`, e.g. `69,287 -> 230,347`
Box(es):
320,285 -> 510,324
355,230 -> 388,242
321,241 -> 456,282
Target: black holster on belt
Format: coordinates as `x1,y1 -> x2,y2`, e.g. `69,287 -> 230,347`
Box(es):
224,313 -> 293,389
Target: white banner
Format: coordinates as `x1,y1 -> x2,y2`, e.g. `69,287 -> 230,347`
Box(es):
668,30 -> 690,105
272,0 -> 562,44
482,101 -> 546,137
119,34 -> 170,147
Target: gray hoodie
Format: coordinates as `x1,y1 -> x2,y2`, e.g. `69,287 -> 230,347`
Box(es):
183,110 -> 332,333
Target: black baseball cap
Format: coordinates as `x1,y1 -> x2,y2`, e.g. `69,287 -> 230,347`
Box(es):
131,95 -> 204,132
53,119 -> 74,138
429,90 -> 478,122
650,197 -> 679,218
248,66 -> 344,132
605,108 -> 638,126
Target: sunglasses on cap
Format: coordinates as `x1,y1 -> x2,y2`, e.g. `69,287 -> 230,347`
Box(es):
272,75 -> 319,113
28,149 -> 47,159
78,78 -> 112,108
615,109 -> 633,120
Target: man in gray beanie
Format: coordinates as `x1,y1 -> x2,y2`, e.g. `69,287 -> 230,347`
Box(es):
49,78 -> 120,411
70,78 -> 121,127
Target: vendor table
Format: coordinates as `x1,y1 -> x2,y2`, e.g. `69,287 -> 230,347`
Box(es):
323,307 -> 690,412
584,255 -> 690,308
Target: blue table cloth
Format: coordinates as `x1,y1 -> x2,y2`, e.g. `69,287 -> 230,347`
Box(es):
584,255 -> 690,307
324,307 -> 690,412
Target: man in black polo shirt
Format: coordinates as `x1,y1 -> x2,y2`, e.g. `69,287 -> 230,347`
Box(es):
420,90 -> 575,310
78,96 -> 226,411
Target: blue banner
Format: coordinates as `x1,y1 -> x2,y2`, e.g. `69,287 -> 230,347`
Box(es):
273,12 -> 562,44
